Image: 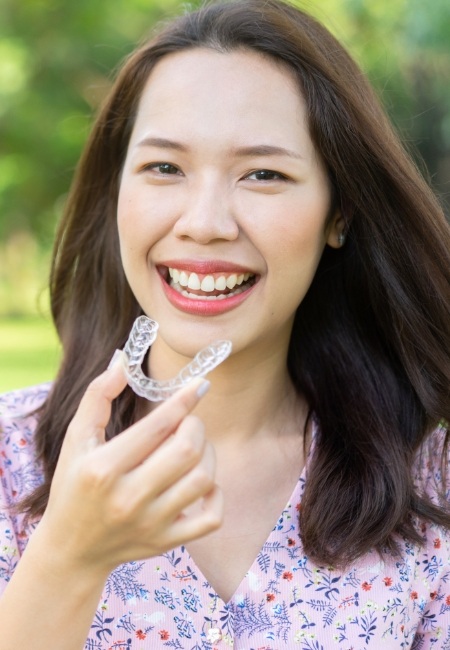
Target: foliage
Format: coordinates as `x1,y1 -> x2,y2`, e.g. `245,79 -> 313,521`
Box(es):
0,0 -> 201,245
0,0 -> 449,316
306,0 -> 450,202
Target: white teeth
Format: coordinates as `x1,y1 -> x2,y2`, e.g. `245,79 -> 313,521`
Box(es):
215,276 -> 227,291
179,271 -> 189,287
187,272 -> 201,290
167,267 -> 255,295
226,274 -> 237,290
201,275 -> 215,292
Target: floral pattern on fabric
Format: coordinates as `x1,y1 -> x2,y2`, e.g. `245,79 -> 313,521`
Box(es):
1,384 -> 449,649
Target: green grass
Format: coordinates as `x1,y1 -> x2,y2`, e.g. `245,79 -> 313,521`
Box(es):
0,317 -> 61,393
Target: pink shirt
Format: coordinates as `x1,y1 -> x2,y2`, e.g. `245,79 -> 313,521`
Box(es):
1,384 -> 449,649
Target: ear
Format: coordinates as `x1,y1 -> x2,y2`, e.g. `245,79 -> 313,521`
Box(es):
326,210 -> 346,249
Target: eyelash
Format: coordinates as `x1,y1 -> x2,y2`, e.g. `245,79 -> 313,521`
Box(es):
244,169 -> 287,182
140,163 -> 288,182
142,162 -> 181,175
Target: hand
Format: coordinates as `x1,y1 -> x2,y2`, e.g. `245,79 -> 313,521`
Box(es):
36,353 -> 223,578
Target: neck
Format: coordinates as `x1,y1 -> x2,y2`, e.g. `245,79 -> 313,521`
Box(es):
146,338 -> 308,447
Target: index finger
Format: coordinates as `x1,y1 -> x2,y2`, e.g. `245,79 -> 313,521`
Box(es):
102,376 -> 210,472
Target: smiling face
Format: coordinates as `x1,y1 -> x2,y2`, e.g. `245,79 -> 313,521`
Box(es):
117,48 -> 342,365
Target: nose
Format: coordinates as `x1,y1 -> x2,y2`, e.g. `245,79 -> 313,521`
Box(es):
172,176 -> 239,244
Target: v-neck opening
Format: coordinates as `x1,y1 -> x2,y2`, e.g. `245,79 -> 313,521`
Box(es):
183,421 -> 316,606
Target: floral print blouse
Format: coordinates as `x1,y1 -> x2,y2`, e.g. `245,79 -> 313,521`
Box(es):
1,384 -> 450,649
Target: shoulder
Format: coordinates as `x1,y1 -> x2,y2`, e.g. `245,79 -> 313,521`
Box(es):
0,383 -> 51,422
0,385 -> 50,585
0,384 -> 50,503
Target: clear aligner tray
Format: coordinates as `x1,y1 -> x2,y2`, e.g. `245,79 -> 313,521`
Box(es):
123,315 -> 232,401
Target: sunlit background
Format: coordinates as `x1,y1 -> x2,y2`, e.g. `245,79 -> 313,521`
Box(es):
1,0 -> 449,392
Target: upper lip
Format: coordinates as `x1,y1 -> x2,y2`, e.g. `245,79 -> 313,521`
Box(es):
158,259 -> 256,275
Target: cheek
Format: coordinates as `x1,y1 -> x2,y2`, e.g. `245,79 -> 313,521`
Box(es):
117,197 -> 150,286
117,186 -> 136,244
271,206 -> 328,262
117,187 -> 155,257
267,205 -> 329,300
117,178 -> 181,248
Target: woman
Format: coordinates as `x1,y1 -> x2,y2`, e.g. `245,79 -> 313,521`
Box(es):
1,0 -> 449,647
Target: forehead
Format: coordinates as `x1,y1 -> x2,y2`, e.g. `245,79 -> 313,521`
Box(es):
128,47 -> 313,154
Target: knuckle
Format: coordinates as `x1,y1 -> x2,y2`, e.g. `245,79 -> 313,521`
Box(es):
176,439 -> 201,464
190,468 -> 215,493
108,494 -> 135,526
175,432 -> 203,465
79,456 -> 112,491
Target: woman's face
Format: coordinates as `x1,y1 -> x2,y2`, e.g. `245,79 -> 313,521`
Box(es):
118,48 -> 341,362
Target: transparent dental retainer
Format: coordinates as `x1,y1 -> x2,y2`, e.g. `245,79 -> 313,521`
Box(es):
123,315 -> 232,401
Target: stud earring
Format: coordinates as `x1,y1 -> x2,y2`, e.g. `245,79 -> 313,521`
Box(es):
338,232 -> 346,247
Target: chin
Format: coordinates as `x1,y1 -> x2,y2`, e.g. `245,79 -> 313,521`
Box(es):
155,323 -> 231,362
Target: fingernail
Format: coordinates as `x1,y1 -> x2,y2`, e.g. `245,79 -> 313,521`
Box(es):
196,379 -> 210,398
108,349 -> 125,370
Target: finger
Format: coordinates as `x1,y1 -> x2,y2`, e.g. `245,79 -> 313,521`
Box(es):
167,485 -> 223,547
127,414 -> 207,500
66,350 -> 128,445
101,377 -> 210,472
150,439 -> 217,519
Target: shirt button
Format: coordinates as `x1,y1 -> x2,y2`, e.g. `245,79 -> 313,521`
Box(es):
207,627 -> 222,643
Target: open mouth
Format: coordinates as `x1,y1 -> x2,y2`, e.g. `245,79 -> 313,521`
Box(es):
159,266 -> 258,301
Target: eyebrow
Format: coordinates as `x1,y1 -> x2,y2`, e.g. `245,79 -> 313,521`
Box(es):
136,137 -> 188,152
230,144 -> 304,160
136,137 -> 303,160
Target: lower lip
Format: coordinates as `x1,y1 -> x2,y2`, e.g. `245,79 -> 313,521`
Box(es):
160,276 -> 257,316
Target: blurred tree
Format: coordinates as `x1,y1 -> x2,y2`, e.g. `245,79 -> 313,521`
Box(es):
0,0 -> 204,246
0,0 -> 449,316
306,0 -> 450,212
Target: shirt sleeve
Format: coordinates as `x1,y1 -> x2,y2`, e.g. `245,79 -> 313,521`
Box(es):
412,425 -> 450,648
0,478 -> 21,595
0,385 -> 48,597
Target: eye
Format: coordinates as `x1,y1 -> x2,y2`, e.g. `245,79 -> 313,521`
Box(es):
245,169 -> 287,181
143,162 -> 181,175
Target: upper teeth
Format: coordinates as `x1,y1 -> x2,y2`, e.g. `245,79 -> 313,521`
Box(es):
168,268 -> 252,293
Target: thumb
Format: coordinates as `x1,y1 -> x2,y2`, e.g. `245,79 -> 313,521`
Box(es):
66,349 -> 128,447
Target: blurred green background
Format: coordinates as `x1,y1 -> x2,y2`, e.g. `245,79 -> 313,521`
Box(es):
1,0 -> 449,392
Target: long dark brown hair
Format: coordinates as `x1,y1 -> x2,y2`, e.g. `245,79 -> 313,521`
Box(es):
23,0 -> 450,566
